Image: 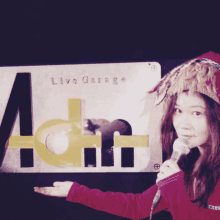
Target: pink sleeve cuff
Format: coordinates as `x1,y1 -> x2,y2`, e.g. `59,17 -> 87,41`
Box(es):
157,170 -> 184,189
66,182 -> 81,202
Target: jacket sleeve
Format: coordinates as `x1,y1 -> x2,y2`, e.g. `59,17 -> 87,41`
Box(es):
66,181 -> 169,220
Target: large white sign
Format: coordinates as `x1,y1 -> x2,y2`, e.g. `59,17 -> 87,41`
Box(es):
0,62 -> 162,172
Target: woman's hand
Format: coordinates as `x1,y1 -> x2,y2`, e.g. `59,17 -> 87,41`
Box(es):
34,181 -> 74,197
156,159 -> 181,184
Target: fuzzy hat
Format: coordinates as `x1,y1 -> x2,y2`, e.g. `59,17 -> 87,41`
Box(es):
149,51 -> 220,105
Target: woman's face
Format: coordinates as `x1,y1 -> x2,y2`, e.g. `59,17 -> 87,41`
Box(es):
172,92 -> 209,151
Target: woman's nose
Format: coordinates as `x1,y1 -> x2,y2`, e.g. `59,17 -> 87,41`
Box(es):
178,113 -> 192,129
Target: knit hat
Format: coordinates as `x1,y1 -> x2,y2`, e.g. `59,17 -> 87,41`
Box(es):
149,51 -> 220,105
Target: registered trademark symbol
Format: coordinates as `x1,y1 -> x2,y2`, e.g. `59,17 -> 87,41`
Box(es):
154,163 -> 160,170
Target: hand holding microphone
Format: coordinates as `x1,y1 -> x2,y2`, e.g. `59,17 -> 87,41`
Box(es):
156,138 -> 191,183
156,159 -> 181,184
150,138 -> 191,219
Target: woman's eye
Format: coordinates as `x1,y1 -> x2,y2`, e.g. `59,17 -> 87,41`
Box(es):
174,108 -> 181,114
193,111 -> 202,116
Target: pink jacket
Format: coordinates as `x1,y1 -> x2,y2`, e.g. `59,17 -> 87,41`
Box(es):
66,171 -> 220,220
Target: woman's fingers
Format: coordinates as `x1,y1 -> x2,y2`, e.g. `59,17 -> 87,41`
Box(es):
156,159 -> 181,184
34,187 -> 58,196
160,160 -> 181,173
165,159 -> 181,171
159,165 -> 173,176
34,181 -> 74,197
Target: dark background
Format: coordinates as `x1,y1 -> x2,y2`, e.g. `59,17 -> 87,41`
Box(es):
0,1 -> 220,219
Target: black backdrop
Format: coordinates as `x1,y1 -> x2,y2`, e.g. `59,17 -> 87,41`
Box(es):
0,1 -> 220,220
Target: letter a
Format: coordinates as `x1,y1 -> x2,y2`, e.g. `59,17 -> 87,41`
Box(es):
0,73 -> 33,166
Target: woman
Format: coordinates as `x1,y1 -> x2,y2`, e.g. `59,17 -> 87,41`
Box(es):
34,51 -> 220,220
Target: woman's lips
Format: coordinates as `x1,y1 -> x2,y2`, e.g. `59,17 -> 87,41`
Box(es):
180,134 -> 194,138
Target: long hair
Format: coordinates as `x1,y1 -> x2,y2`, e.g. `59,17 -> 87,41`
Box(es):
161,92 -> 220,208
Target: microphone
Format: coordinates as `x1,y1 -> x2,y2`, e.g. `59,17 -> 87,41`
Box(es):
150,138 -> 190,218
